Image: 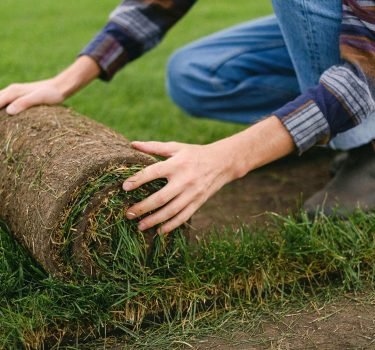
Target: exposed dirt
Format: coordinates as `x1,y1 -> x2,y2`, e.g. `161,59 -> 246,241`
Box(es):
190,296 -> 375,349
191,148 -> 334,235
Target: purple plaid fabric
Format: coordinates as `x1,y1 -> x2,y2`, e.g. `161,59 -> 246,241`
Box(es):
80,0 -> 196,80
274,0 -> 375,153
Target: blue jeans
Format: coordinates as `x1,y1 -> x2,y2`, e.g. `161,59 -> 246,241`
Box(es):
166,0 -> 375,151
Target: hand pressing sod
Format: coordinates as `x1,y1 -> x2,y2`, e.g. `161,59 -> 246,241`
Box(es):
123,117 -> 295,234
0,57 -> 100,115
0,80 -> 66,115
123,140 -> 241,234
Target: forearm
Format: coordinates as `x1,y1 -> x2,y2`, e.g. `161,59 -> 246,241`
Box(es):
216,116 -> 295,180
52,56 -> 100,98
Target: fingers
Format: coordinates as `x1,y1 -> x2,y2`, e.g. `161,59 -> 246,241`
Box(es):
123,161 -> 198,233
0,81 -> 64,115
0,84 -> 39,115
6,94 -> 37,115
158,202 -> 197,234
122,142 -> 212,234
131,141 -> 182,157
125,180 -> 180,219
123,162 -> 168,191
0,84 -> 23,111
138,194 -> 199,233
136,192 -> 195,232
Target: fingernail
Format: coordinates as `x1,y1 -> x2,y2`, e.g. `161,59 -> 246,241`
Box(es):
126,211 -> 136,219
123,182 -> 132,191
138,222 -> 146,231
6,105 -> 17,115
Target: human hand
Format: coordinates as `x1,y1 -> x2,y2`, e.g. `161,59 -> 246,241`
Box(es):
0,79 -> 66,115
123,116 -> 295,234
123,140 -> 242,234
0,56 -> 100,115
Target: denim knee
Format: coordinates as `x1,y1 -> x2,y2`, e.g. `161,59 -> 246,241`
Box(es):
166,48 -> 208,117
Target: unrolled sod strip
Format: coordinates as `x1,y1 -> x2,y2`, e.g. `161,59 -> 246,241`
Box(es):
0,106 -> 177,279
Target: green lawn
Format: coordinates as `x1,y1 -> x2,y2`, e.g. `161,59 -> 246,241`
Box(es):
0,0 -> 272,143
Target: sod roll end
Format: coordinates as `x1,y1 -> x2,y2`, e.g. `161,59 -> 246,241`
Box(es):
0,106 -> 181,279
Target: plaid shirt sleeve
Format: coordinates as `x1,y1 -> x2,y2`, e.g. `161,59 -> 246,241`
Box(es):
80,0 -> 196,81
273,0 -> 375,154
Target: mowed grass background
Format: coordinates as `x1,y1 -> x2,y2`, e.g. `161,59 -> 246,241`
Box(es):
0,0 -> 272,143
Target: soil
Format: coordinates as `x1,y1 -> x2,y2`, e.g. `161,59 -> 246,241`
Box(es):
0,106 -> 155,277
191,148 -> 334,235
189,296 -> 375,349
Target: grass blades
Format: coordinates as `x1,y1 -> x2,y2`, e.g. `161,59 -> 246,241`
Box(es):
1,211 -> 375,348
58,165 -> 173,280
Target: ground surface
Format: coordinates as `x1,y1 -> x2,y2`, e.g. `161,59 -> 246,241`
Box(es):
190,297 -> 375,349
192,149 -> 333,234
188,151 -> 375,350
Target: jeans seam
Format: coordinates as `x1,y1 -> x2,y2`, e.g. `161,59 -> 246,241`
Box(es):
301,0 -> 321,79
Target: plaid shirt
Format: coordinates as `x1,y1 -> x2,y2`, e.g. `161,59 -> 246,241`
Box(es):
81,0 -> 375,154
81,0 -> 196,81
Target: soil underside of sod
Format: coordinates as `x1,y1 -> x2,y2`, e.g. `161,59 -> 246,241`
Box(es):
0,106 -> 164,278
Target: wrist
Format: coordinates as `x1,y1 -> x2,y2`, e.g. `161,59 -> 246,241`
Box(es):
216,116 -> 295,180
50,75 -> 77,99
52,56 -> 100,99
211,136 -> 250,182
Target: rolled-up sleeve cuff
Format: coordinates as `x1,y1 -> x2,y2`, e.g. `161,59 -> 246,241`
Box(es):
273,97 -> 331,155
79,32 -> 129,81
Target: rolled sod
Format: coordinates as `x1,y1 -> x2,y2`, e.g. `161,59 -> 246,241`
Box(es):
0,106 -> 178,279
